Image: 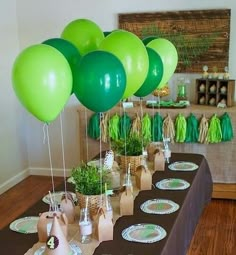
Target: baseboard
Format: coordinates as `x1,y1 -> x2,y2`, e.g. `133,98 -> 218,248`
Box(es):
29,167 -> 71,177
0,169 -> 29,195
212,183 -> 236,200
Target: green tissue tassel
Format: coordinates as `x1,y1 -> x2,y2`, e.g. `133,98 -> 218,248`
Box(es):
119,112 -> 131,139
207,114 -> 222,143
175,113 -> 187,143
220,112 -> 234,141
108,114 -> 120,141
88,113 -> 100,139
151,113 -> 163,141
185,113 -> 199,142
142,113 -> 152,143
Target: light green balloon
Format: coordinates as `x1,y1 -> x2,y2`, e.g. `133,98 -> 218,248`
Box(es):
12,44 -> 72,123
61,19 -> 104,56
99,30 -> 149,99
147,38 -> 178,89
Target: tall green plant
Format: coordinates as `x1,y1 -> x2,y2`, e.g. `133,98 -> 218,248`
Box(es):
111,135 -> 147,156
70,164 -> 109,195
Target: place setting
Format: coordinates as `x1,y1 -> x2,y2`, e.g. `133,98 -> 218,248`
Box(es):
140,199 -> 180,215
34,241 -> 82,255
168,161 -> 199,171
155,178 -> 190,190
9,216 -> 40,234
42,191 -> 77,205
121,223 -> 167,243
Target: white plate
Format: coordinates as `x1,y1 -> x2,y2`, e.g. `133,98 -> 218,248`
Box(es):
87,159 -> 104,167
9,216 -> 39,234
168,161 -> 198,171
140,199 -> 180,214
122,223 -> 167,243
42,191 -> 77,205
155,178 -> 190,190
34,242 -> 82,255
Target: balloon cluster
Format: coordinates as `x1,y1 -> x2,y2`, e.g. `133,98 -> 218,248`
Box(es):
12,18 -> 178,123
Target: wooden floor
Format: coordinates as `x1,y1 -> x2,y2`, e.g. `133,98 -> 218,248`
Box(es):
0,175 -> 64,230
0,176 -> 235,254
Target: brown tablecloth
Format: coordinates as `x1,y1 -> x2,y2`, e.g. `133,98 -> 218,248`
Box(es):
0,153 -> 212,255
93,153 -> 213,255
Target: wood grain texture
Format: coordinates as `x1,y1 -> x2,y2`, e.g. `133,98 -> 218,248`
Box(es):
213,183 -> 236,200
0,175 -> 64,230
0,176 -> 235,254
119,9 -> 230,73
187,199 -> 236,255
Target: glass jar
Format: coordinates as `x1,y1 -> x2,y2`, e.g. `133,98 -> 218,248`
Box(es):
122,163 -> 133,192
176,77 -> 189,101
177,84 -> 187,98
105,195 -> 113,220
79,208 -> 92,244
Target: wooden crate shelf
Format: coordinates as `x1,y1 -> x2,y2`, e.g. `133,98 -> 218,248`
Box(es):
195,79 -> 235,107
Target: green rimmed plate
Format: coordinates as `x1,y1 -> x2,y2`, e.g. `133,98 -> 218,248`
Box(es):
140,199 -> 180,214
42,191 -> 77,205
155,178 -> 190,190
168,161 -> 198,171
34,242 -> 82,255
122,223 -> 167,243
10,216 -> 39,234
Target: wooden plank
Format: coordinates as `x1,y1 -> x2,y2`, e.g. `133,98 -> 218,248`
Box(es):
187,199 -> 236,255
0,176 -> 235,255
119,9 -> 230,73
212,183 -> 236,200
0,176 -> 64,230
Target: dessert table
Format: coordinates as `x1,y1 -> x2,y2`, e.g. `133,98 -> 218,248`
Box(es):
0,153 -> 212,255
77,104 -> 236,184
93,153 -> 212,255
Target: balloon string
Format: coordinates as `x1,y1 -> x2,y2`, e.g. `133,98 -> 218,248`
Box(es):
108,110 -> 112,150
140,97 -> 144,150
59,111 -> 67,194
43,123 -> 47,144
157,95 -> 161,115
152,94 -> 155,142
46,124 -> 55,194
84,107 -> 89,162
119,100 -> 122,117
99,112 -> 103,197
122,106 -> 127,158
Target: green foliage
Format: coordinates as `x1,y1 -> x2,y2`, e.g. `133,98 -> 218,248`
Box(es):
111,135 -> 146,156
70,163 -> 109,195
141,24 -> 219,68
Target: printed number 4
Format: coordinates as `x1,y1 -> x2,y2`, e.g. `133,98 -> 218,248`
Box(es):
46,235 -> 59,250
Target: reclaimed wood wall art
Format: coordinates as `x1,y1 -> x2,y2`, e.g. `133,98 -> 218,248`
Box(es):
119,9 -> 230,73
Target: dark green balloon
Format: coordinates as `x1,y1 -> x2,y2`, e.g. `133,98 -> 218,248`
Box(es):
134,47 -> 163,97
142,36 -> 157,46
73,50 -> 126,112
42,38 -> 81,93
104,31 -> 112,37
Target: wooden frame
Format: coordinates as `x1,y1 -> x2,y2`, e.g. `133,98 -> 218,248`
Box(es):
119,9 -> 231,73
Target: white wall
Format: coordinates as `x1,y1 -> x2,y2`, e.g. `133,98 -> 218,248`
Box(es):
0,0 -> 29,193
1,0 -> 236,191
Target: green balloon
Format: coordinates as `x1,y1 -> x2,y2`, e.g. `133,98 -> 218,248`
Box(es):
12,44 -> 72,123
135,47 -> 163,97
104,31 -> 112,37
61,19 -> 104,56
73,50 -> 126,112
99,30 -> 149,99
42,38 -> 81,94
147,38 -> 178,89
142,36 -> 157,45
